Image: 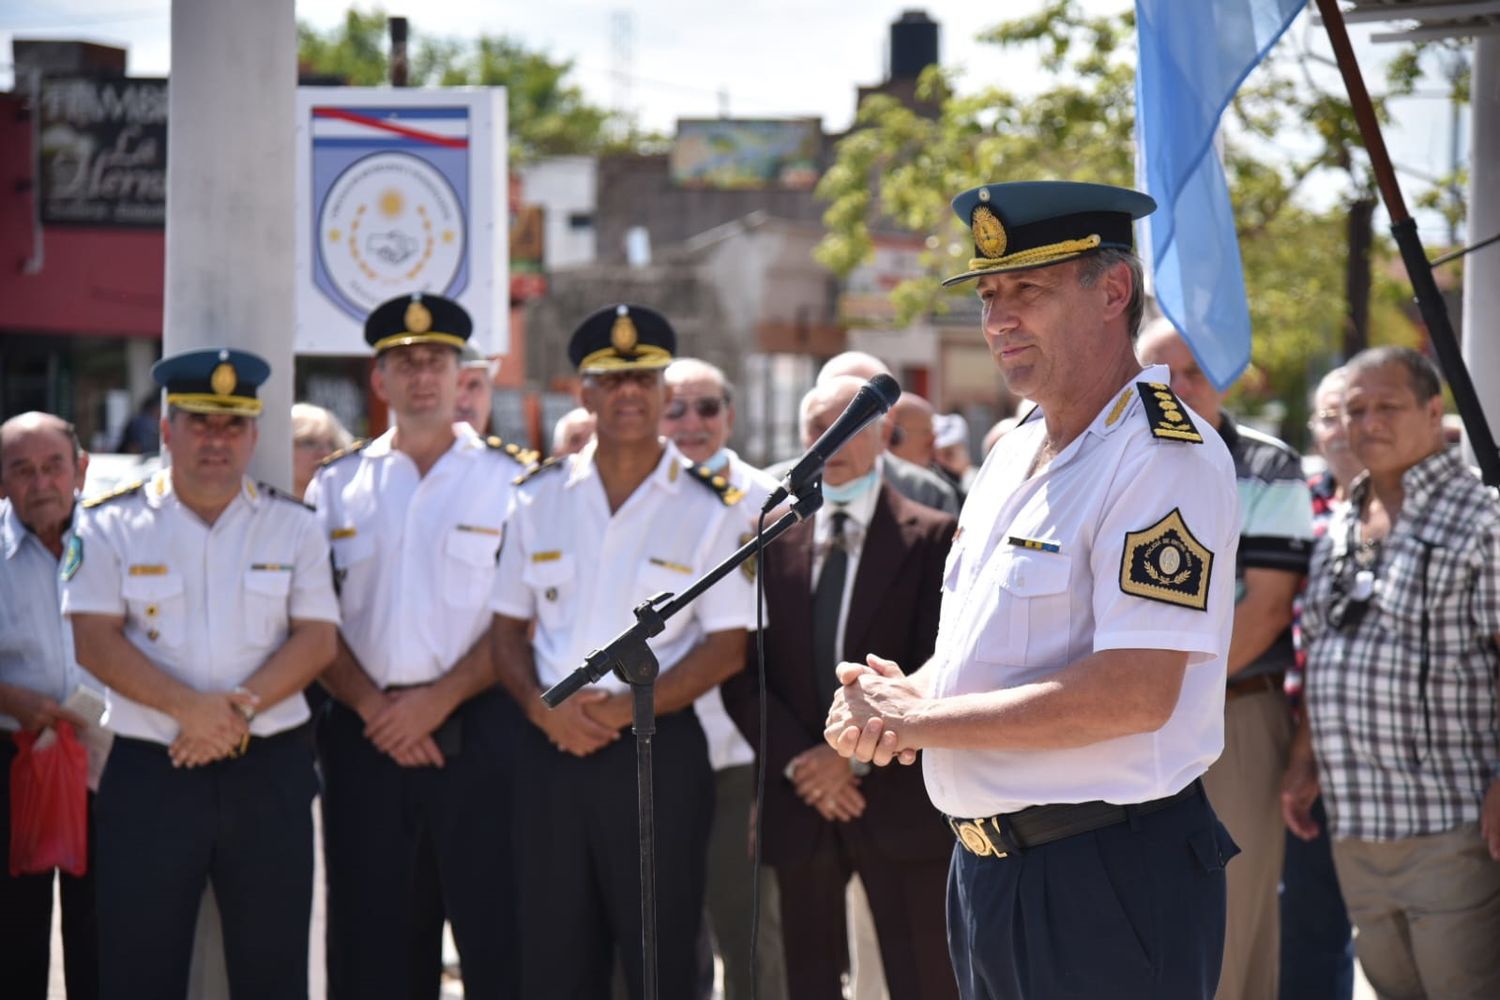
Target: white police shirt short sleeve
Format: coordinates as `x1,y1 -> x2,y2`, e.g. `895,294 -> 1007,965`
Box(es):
922,364 -> 1239,818
60,470 -> 340,744
305,423 -> 526,689
491,440 -> 758,695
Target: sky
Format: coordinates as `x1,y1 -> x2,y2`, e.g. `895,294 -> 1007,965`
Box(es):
0,0 -> 1472,239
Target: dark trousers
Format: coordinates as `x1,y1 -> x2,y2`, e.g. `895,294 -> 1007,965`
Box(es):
1279,795 -> 1354,1000
774,820 -> 955,1000
319,689 -> 521,1000
94,728 -> 316,1000
948,786 -> 1238,1000
516,708 -> 714,1000
0,736 -> 99,1000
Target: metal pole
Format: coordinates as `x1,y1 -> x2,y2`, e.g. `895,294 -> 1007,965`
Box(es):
1316,0 -> 1500,486
1462,36 -> 1500,468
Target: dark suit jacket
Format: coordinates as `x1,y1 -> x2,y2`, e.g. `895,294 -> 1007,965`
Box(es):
723,482 -> 957,868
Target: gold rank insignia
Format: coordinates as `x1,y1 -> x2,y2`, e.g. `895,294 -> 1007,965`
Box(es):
611,306 -> 638,353
971,205 -> 1008,260
210,362 -> 238,397
405,298 -> 433,334
684,462 -> 744,506
1135,382 -> 1203,443
1119,508 -> 1212,611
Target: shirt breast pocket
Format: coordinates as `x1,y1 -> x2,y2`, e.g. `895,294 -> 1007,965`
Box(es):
979,551 -> 1072,665
121,573 -> 187,650
522,554 -> 575,629
243,569 -> 292,647
444,527 -> 502,607
635,562 -> 694,645
331,532 -> 374,596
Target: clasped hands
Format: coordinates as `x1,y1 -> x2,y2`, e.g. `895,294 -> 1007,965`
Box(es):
169,688 -> 259,768
823,654 -> 923,768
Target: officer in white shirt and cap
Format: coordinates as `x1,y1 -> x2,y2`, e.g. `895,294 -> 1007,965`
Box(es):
306,293 -> 535,1000
825,181 -> 1242,1000
491,304 -> 759,1000
63,347 -> 341,999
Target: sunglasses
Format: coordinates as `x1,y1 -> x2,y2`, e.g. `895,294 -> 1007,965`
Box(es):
664,398 -> 725,420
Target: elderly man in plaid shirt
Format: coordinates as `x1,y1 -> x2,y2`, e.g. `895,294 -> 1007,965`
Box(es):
1285,346 -> 1500,1000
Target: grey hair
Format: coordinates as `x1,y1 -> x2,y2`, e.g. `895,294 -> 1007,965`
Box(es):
1076,249 -> 1146,340
665,358 -> 735,405
1345,346 -> 1442,402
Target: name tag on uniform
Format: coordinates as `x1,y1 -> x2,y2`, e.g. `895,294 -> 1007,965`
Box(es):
249,563 -> 294,572
649,557 -> 693,574
128,564 -> 169,576
330,527 -> 357,540
456,524 -> 502,536
1006,536 -> 1061,554
530,550 -> 562,563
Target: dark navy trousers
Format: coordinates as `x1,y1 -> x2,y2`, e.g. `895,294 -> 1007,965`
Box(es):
94,727 -> 316,1000
947,786 -> 1239,1000
318,688 -> 522,1000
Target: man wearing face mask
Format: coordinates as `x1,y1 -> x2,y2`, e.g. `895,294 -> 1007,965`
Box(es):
723,376 -> 958,1000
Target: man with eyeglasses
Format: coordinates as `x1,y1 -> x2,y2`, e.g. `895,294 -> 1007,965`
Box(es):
63,349 -> 341,998
661,357 -> 788,1000
307,293 -> 536,999
1285,346 -> 1500,1000
491,305 -> 758,999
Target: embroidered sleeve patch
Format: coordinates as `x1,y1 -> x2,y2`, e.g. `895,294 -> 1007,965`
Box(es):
61,536 -> 83,581
1119,508 -> 1212,610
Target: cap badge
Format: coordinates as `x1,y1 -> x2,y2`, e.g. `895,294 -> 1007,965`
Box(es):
972,205 -> 1008,260
405,300 -> 433,334
210,362 -> 237,397
611,307 -> 638,353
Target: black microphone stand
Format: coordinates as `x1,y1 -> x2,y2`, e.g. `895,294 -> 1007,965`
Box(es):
542,486 -> 824,1000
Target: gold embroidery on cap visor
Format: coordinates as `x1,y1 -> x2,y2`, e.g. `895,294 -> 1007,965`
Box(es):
165,393 -> 264,416
370,331 -> 468,354
942,234 -> 1105,286
577,343 -> 673,373
210,362 -> 238,397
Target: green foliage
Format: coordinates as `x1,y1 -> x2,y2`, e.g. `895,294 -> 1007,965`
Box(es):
297,6 -> 622,162
815,0 -> 1433,428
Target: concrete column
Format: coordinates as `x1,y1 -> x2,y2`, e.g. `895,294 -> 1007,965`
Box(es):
164,3 -> 297,996
123,337 -> 157,407
1463,36 -> 1500,448
165,0 -> 296,489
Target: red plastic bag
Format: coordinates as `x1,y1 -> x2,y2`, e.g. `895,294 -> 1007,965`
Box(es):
9,721 -> 89,877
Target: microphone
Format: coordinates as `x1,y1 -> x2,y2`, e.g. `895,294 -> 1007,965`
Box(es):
762,373 -> 901,512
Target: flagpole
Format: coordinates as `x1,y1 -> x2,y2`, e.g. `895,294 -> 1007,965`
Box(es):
1315,0 -> 1500,486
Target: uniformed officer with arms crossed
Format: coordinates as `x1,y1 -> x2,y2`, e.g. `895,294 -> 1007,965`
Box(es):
63,348 -> 340,999
826,182 -> 1243,999
306,293 -> 533,999
491,305 -> 758,1000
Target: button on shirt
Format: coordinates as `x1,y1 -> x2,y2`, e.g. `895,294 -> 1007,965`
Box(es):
305,423 -> 525,689
0,499 -> 102,731
491,440 -> 758,695
61,471 -> 341,744
692,450 -> 778,771
922,364 -> 1240,817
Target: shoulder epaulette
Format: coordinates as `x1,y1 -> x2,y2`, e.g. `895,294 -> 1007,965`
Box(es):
262,483 -> 315,512
685,461 -> 745,506
512,455 -> 566,487
1135,382 -> 1203,443
318,438 -> 369,468
81,480 -> 144,509
485,434 -> 539,466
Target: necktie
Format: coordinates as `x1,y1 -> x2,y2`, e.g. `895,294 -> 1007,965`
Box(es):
813,511 -> 849,710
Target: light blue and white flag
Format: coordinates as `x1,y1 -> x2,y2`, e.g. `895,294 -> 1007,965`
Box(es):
1135,0 -> 1304,390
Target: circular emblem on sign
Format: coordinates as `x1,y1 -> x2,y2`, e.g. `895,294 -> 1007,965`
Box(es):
971,206 -> 1008,260
405,299 -> 433,334
1158,545 -> 1182,576
611,307 -> 638,353
210,362 -> 237,397
318,152 -> 465,315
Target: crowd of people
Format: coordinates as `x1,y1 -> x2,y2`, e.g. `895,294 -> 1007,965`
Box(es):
2,177 -> 1498,1000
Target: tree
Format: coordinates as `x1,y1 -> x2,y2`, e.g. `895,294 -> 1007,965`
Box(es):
814,1 -> 1434,437
296,7 -> 639,162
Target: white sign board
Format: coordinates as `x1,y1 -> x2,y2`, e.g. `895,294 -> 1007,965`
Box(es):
294,87 -> 507,355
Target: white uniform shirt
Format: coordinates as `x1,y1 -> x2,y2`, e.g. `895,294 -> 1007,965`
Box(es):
922,364 -> 1239,817
60,470 -> 341,744
491,440 -> 758,696
0,499 -> 103,731
691,449 -> 777,771
305,423 -> 526,689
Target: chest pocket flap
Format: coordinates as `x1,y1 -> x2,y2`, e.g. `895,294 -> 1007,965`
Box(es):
121,572 -> 186,648
979,550 -> 1073,665
522,552 -> 575,625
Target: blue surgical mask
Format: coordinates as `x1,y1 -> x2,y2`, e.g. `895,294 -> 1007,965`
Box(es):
821,467 -> 878,505
701,448 -> 730,473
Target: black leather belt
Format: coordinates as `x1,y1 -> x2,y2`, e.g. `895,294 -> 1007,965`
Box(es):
947,780 -> 1203,858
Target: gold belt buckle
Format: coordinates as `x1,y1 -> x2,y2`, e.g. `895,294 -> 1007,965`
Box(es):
949,817 -> 1007,858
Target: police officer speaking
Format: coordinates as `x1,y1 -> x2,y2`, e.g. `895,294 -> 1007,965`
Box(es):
63,348 -> 340,999
824,181 -> 1243,999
